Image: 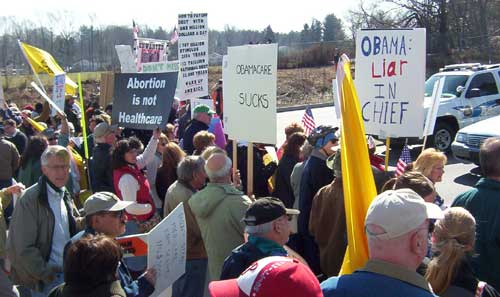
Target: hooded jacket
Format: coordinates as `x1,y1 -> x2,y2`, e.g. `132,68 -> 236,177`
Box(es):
188,183 -> 251,281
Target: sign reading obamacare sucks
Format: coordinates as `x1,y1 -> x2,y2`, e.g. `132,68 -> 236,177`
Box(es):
112,72 -> 178,130
223,44 -> 278,144
355,28 -> 426,138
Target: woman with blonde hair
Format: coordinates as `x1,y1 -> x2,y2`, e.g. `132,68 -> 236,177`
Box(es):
414,148 -> 447,208
425,207 -> 499,297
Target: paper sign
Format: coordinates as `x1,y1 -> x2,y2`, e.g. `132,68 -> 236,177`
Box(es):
190,98 -> 214,118
31,82 -> 65,116
112,72 -> 178,130
223,44 -> 278,144
116,233 -> 148,258
178,13 -> 209,100
115,45 -> 137,73
142,61 -> 179,73
148,203 -> 186,297
51,74 -> 66,117
355,28 -> 426,137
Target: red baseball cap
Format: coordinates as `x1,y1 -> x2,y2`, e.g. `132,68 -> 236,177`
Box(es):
209,256 -> 322,297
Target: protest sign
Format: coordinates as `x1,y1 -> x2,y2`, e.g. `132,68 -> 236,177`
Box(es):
136,38 -> 168,72
115,45 -> 137,73
0,84 -> 5,109
223,44 -> 278,144
142,61 -> 179,73
51,74 -> 65,117
31,82 -> 65,116
190,98 -> 214,118
112,72 -> 178,130
178,13 -> 209,100
355,28 -> 426,138
116,233 -> 148,258
148,203 -> 186,297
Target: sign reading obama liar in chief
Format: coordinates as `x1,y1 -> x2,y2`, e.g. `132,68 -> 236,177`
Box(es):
355,28 -> 426,138
223,44 -> 278,145
112,72 -> 178,130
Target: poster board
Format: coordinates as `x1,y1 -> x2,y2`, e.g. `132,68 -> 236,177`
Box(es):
112,72 -> 178,130
115,45 -> 137,73
147,203 -> 186,297
177,13 -> 209,100
223,44 -> 278,144
51,74 -> 65,117
355,28 -> 426,138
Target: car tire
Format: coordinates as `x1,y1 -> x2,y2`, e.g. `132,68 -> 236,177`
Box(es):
430,121 -> 456,152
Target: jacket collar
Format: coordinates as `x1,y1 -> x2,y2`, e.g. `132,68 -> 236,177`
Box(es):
476,177 -> 500,190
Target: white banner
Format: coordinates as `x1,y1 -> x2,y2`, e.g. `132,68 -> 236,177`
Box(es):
178,13 -> 209,100
223,44 -> 278,144
355,28 -> 426,138
51,74 -> 66,117
147,203 -> 186,297
115,45 -> 137,73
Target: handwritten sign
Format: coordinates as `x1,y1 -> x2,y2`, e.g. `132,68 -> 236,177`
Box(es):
223,44 -> 278,144
147,203 -> 186,297
355,29 -> 426,137
112,72 -> 178,130
178,13 -> 209,100
51,74 -> 65,117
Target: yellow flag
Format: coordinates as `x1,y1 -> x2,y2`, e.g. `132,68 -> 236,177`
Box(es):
19,42 -> 77,95
337,54 -> 377,274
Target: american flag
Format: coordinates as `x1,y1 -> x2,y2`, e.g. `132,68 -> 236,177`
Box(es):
132,20 -> 139,60
170,26 -> 179,45
396,144 -> 412,176
301,106 -> 316,135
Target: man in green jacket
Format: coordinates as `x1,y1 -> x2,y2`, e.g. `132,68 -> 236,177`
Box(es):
189,153 -> 252,282
452,137 -> 500,290
7,145 -> 82,296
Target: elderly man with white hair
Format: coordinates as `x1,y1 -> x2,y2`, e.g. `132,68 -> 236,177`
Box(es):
321,189 -> 444,297
189,153 -> 252,282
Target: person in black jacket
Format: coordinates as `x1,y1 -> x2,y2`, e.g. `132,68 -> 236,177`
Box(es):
181,104 -> 214,155
273,132 -> 306,208
90,122 -> 118,193
220,197 -> 299,280
3,119 -> 27,155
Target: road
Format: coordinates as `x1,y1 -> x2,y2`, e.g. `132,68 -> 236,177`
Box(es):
277,105 -> 480,206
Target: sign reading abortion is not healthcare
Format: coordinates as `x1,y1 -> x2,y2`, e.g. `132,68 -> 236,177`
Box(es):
223,43 -> 277,145
112,72 -> 178,130
355,28 -> 426,138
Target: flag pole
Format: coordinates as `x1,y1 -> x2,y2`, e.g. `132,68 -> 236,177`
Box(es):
77,74 -> 89,160
385,137 -> 390,172
247,142 -> 254,198
18,40 -> 47,93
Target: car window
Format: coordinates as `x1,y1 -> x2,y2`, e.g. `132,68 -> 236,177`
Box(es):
424,75 -> 469,98
466,73 -> 499,98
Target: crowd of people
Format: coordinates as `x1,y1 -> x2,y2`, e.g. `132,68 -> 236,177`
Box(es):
0,89 -> 499,297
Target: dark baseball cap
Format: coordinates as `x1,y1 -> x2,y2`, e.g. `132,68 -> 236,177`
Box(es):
243,197 -> 300,226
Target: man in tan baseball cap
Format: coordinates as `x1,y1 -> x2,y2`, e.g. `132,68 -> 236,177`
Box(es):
321,189 -> 444,297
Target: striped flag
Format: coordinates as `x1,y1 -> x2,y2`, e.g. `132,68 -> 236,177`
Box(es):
301,106 -> 315,135
396,144 -> 412,176
132,20 -> 139,62
170,26 -> 179,45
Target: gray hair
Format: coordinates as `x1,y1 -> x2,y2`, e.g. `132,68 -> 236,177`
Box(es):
205,154 -> 232,182
41,145 -> 71,166
177,156 -> 205,184
245,221 -> 273,235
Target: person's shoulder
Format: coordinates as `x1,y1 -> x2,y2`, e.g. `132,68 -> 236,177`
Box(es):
321,276 -> 342,295
18,182 -> 41,204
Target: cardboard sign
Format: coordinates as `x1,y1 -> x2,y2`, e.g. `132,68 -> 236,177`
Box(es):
223,44 -> 278,144
51,74 -> 66,117
142,61 -> 179,73
178,13 -> 209,100
148,203 -> 186,297
115,45 -> 137,73
355,29 -> 426,137
112,72 -> 178,130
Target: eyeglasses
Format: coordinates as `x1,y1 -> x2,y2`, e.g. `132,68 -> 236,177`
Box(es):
46,165 -> 70,171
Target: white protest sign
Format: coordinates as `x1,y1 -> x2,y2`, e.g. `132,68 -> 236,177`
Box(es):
141,61 -> 179,73
115,45 -> 137,73
224,44 -> 278,144
332,78 -> 341,120
355,28 -> 426,137
147,203 -> 186,297
31,82 -> 65,116
51,74 -> 65,117
0,84 -> 5,109
178,13 -> 209,100
136,38 -> 169,73
191,98 -> 214,118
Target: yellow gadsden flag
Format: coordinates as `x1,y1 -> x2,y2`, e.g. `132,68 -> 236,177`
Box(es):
336,54 -> 377,274
19,41 -> 77,95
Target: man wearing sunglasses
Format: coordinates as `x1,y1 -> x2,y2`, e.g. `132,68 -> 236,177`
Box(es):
220,197 -> 300,280
67,192 -> 156,297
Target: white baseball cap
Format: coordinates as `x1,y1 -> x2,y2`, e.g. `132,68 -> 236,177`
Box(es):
365,189 -> 444,239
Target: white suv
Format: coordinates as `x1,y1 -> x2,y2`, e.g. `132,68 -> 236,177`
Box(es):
424,63 -> 500,151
